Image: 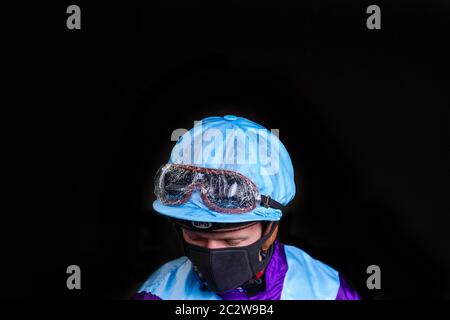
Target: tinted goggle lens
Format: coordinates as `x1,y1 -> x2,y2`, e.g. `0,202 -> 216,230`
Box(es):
155,165 -> 195,202
203,175 -> 255,209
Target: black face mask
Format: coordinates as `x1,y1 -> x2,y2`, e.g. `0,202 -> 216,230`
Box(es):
181,222 -> 278,294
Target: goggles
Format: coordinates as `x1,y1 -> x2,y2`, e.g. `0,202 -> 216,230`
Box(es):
154,164 -> 284,214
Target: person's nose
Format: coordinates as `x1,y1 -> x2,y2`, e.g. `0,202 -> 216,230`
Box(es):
204,239 -> 224,249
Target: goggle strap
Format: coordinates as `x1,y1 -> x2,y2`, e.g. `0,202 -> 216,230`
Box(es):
260,195 -> 284,210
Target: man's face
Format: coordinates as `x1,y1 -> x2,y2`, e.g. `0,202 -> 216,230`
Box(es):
182,223 -> 263,249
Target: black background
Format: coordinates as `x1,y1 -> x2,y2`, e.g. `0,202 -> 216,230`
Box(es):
3,1 -> 449,299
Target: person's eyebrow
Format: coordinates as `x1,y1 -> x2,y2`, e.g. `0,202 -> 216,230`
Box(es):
217,236 -> 247,241
189,231 -> 247,241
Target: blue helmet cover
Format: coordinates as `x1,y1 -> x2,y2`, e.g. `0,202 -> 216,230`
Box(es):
153,115 -> 296,223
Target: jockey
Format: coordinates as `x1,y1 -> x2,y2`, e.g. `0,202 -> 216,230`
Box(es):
134,115 -> 360,300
